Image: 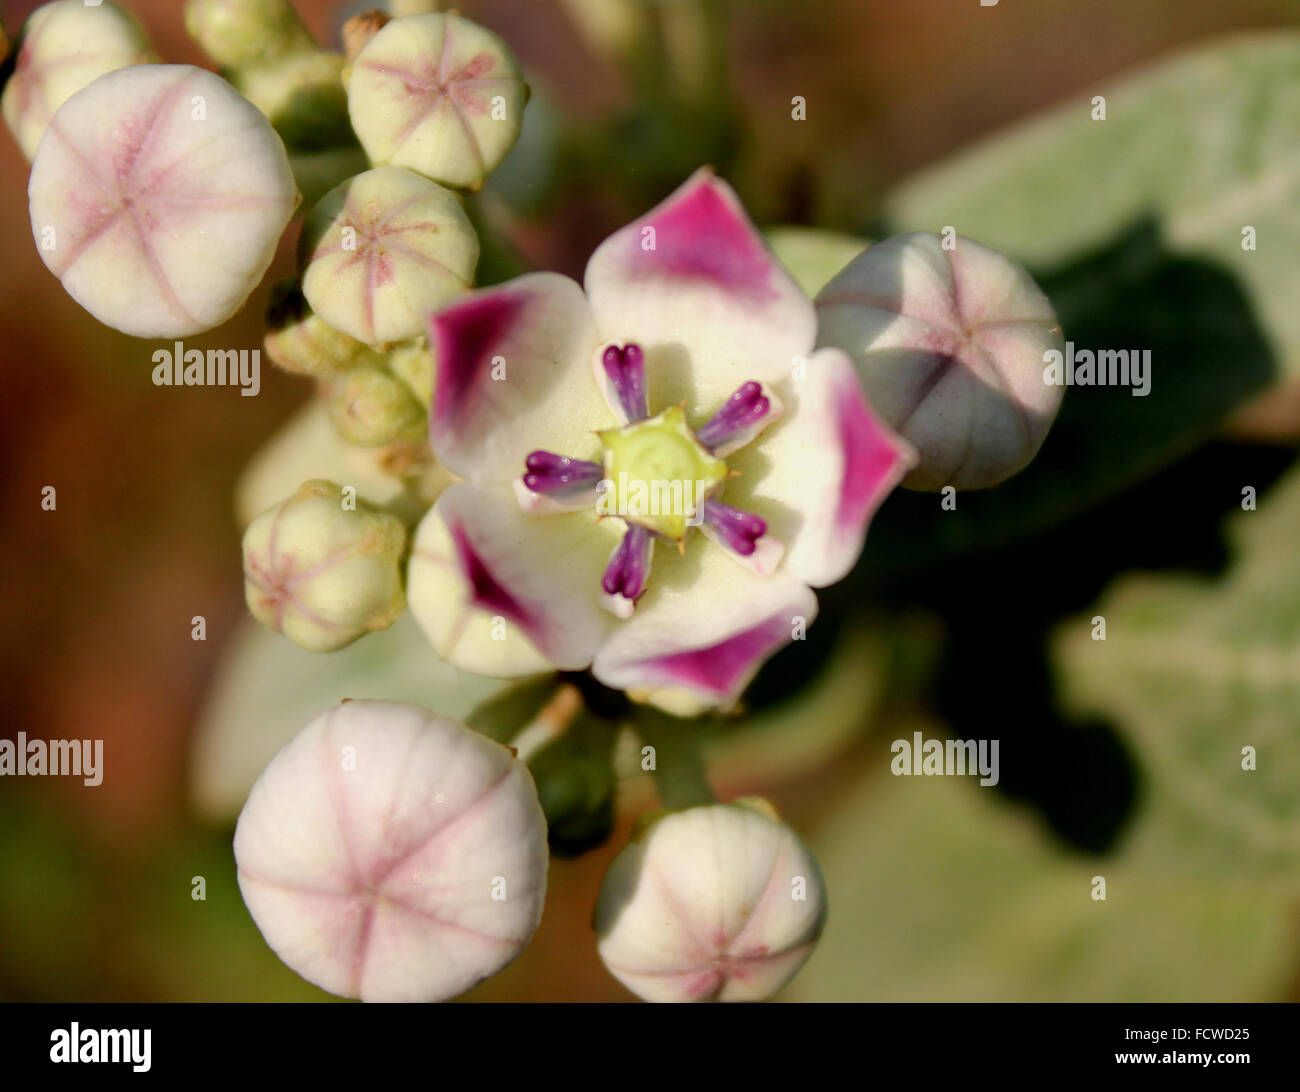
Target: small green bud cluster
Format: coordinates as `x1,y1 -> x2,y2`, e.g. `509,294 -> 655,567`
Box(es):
185,0 -> 361,208
221,6 -> 527,639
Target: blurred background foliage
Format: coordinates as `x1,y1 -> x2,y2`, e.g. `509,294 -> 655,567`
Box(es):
2,0 -> 1300,1001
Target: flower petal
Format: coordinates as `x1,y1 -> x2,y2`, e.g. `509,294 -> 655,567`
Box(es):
591,544 -> 817,714
727,348 -> 915,588
407,483 -> 621,676
428,272 -> 607,485
583,169 -> 816,420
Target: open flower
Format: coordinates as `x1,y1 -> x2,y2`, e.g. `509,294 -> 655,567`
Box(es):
407,170 -> 913,715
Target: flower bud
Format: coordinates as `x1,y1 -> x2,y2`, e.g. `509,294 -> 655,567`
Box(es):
299,165 -> 478,346
235,400 -> 452,529
228,50 -> 353,153
815,232 -> 1064,491
264,281 -> 384,378
595,799 -> 827,1002
3,0 -> 155,161
328,364 -> 427,447
28,64 -> 298,338
386,340 -> 435,407
242,479 -> 407,652
347,12 -> 528,190
183,0 -> 316,70
235,699 -> 549,1002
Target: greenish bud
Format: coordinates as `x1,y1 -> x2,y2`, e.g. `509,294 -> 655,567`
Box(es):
386,340 -> 435,407
264,280 -> 384,377
242,479 -> 407,652
229,50 -> 353,151
184,0 -> 317,70
328,364 -> 426,447
3,1 -> 155,161
235,399 -> 452,530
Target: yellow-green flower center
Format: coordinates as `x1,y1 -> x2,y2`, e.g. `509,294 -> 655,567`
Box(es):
597,406 -> 727,541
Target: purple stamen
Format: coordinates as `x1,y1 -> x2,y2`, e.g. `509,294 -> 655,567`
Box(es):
522,450 -> 602,498
602,525 -> 652,601
701,500 -> 767,557
602,343 -> 648,422
696,381 -> 770,451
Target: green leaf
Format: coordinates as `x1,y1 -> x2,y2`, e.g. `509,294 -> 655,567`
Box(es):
787,761 -> 1293,1001
765,227 -> 868,298
885,31 -> 1300,376
190,614 -> 512,821
1052,464 -> 1300,888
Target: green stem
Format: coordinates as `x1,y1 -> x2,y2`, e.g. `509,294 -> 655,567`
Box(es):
634,708 -> 716,810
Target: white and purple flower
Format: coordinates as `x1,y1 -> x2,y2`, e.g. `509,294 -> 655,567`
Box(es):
407,170 -> 914,715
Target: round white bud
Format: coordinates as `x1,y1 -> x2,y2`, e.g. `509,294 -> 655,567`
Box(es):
299,165 -> 478,346
28,64 -> 298,338
347,12 -> 528,190
235,699 -> 549,1001
595,800 -> 827,1002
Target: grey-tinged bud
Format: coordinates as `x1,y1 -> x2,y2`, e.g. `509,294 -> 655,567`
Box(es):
328,364 -> 426,447
2,1 -> 155,161
815,232 -> 1065,491
264,280 -> 385,378
299,165 -> 478,346
595,799 -> 827,1002
29,64 -> 298,338
235,699 -> 548,1002
347,12 -> 529,190
183,0 -> 317,70
242,479 -> 407,652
